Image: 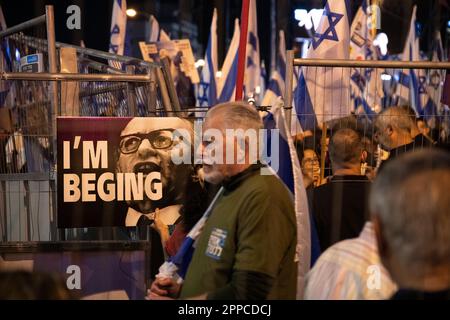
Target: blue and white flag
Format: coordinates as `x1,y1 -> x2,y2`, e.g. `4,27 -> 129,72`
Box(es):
156,188 -> 224,283
217,19 -> 240,103
395,6 -> 430,116
196,9 -> 218,107
244,0 -> 261,101
263,99 -> 316,299
349,1 -> 383,117
262,30 -> 287,107
109,0 -> 127,69
294,0 -> 351,130
424,31 -> 445,118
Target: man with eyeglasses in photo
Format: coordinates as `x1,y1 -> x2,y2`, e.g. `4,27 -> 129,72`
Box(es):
116,117 -> 194,227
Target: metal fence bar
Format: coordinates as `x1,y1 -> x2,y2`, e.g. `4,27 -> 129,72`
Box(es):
7,33 -> 159,69
294,58 -> 450,70
0,15 -> 46,38
0,72 -> 152,82
46,5 -> 58,242
285,50 -> 295,128
126,65 -> 137,116
0,173 -> 54,181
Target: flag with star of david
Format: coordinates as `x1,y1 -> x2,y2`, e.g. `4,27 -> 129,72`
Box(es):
424,31 -> 446,119
196,9 -> 218,108
349,1 -> 384,117
395,6 -> 431,116
294,0 -> 352,130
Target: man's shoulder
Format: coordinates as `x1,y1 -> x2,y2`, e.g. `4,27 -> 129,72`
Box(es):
240,170 -> 291,197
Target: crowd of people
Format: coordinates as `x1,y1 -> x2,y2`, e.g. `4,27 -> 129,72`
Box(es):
1,103 -> 449,300
146,103 -> 450,300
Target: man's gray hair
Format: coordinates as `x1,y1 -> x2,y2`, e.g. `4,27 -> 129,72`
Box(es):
370,149 -> 450,277
375,106 -> 416,135
206,101 -> 263,131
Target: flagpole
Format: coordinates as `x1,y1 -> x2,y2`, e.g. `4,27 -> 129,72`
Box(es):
235,0 -> 250,101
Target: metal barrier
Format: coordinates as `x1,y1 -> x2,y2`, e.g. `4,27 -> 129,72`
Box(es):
0,6 -> 184,242
284,50 -> 450,184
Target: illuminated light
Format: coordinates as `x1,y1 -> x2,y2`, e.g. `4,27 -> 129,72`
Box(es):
215,71 -> 222,79
294,8 -> 324,31
194,59 -> 205,68
255,86 -> 261,94
373,32 -> 388,56
15,49 -> 20,61
126,9 -> 137,17
381,73 -> 392,81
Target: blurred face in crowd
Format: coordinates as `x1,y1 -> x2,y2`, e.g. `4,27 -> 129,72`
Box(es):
301,149 -> 321,186
117,117 -> 192,213
417,120 -> 430,137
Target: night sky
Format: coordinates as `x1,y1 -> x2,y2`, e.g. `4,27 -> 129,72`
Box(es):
0,0 -> 448,66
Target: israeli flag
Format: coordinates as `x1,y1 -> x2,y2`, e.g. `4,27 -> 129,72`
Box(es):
217,19 -> 240,103
156,188 -> 224,283
262,30 -> 287,107
196,9 -> 218,108
263,99 -> 318,299
349,1 -> 383,117
424,31 -> 446,118
294,0 -> 351,130
395,6 -> 430,116
244,0 -> 261,101
108,0 -> 127,69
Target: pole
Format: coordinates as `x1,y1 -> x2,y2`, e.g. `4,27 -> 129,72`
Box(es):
235,0 -> 250,101
285,50 -> 294,130
320,122 -> 327,184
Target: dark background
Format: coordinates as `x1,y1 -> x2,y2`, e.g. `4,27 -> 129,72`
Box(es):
1,0 -> 449,71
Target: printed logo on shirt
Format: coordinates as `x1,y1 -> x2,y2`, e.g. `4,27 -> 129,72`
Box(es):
205,228 -> 227,260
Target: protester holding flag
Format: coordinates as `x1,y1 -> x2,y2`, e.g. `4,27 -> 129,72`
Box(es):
149,102 -> 298,300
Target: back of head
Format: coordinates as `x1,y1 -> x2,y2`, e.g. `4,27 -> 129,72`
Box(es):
206,102 -> 263,132
329,128 -> 362,169
0,271 -> 74,300
375,106 -> 416,136
370,149 -> 450,288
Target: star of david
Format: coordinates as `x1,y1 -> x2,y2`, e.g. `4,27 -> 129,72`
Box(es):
311,3 -> 344,50
418,76 -> 427,95
429,71 -> 441,90
197,80 -> 209,106
351,69 -> 366,92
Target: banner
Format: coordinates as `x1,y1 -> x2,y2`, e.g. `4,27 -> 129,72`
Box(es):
139,39 -> 199,84
57,117 -> 195,228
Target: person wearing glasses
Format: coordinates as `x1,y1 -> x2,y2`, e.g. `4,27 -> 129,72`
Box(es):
116,117 -> 194,227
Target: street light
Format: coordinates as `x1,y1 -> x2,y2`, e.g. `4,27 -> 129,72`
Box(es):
126,8 -> 151,19
126,8 -> 137,17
